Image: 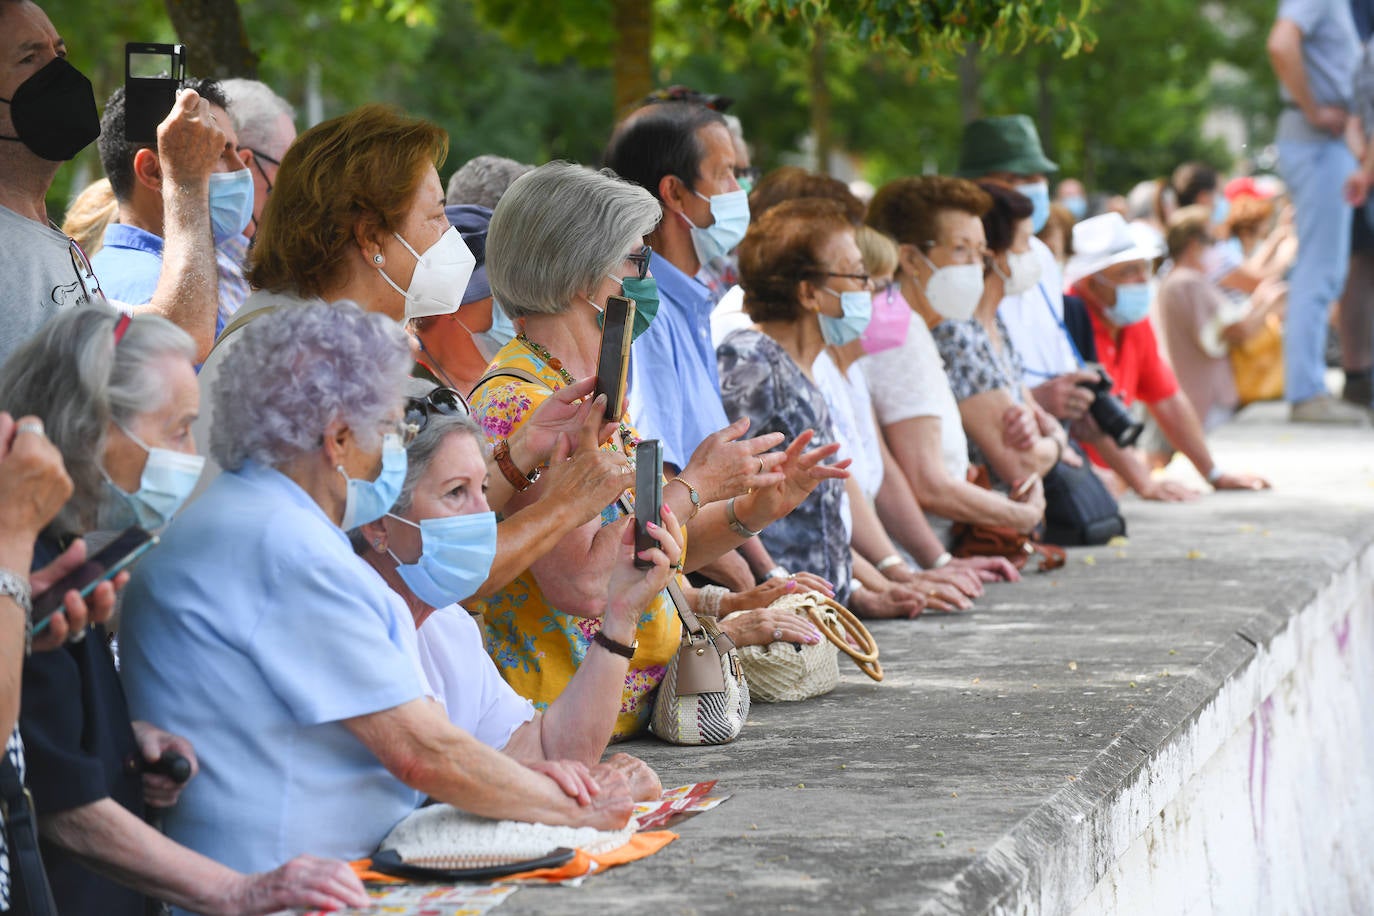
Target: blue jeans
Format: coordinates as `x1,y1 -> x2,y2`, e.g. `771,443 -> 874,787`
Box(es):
1277,138 -> 1357,403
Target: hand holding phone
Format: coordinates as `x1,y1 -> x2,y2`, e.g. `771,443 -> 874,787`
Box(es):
634,440 -> 664,570
30,528 -> 158,633
125,43 -> 186,146
596,295 -> 636,423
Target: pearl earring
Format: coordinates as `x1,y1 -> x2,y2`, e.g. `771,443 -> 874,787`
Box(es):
373,538 -> 383,548
373,254 -> 384,265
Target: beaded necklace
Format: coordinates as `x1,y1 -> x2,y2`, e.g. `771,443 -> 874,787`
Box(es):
516,333 -> 639,455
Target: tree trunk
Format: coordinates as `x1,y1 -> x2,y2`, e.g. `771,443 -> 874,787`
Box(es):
810,26 -> 832,174
164,0 -> 258,79
613,0 -> 654,121
957,42 -> 981,124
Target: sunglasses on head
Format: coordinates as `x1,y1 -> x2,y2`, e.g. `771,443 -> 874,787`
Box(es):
403,387 -> 468,443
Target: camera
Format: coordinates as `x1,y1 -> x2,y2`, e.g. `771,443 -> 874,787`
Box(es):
1078,366 -> 1144,448
124,43 -> 186,146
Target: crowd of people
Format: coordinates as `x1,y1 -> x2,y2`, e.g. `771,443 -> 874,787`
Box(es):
0,0 -> 1364,913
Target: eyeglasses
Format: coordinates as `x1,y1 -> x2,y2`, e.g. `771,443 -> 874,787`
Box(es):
818,271 -> 872,286
734,166 -> 762,186
925,239 -> 990,267
625,244 -> 652,280
402,387 -> 469,445
66,234 -> 105,303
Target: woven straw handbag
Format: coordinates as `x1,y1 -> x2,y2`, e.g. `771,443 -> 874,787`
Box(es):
733,590 -> 883,702
649,581 -> 751,745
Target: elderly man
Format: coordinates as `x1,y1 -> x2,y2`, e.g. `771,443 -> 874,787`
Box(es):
1268,0 -> 1368,423
956,115 -> 1102,425
445,154 -> 532,210
93,80 -> 253,337
1066,214 -> 1269,495
0,0 -> 224,366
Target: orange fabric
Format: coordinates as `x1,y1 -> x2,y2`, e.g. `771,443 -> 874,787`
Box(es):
350,830 -> 678,885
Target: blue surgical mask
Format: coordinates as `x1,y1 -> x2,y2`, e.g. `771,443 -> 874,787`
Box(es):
1105,282 -> 1152,327
338,433 -> 407,530
1211,194 -> 1230,226
1062,194 -> 1087,221
208,169 -> 255,244
818,288 -> 873,346
469,299 -> 516,363
100,424 -> 205,531
1021,180 -> 1051,234
681,187 -> 751,266
386,510 -> 498,607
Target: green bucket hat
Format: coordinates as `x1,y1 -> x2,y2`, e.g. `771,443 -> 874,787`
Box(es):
956,115 -> 1059,178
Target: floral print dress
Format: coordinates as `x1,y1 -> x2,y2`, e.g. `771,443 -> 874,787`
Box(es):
469,338 -> 682,741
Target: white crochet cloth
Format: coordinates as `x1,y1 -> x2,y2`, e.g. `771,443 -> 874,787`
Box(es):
380,804 -> 636,869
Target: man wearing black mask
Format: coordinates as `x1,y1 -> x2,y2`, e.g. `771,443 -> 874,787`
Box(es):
0,0 -> 225,367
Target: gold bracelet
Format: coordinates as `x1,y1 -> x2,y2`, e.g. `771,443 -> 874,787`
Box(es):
667,476 -> 701,519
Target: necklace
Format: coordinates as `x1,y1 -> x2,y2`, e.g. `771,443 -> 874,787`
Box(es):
516,333 -> 639,454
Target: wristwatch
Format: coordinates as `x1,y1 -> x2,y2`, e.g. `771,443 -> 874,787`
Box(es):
764,566 -> 791,580
0,567 -> 33,655
592,629 -> 637,659
492,439 -> 540,492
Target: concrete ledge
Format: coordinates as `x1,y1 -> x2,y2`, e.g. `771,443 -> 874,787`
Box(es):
498,403 -> 1374,915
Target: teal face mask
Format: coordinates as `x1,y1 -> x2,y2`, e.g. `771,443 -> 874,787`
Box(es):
593,274 -> 660,341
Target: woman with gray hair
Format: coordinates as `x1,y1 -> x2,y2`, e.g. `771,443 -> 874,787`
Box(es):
472,161 -> 849,739
355,384 -> 677,777
0,304 -> 367,916
119,301 -> 643,895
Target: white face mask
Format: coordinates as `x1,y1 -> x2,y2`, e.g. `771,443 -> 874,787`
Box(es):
1002,249 -> 1043,296
918,251 -> 983,321
378,227 -> 477,322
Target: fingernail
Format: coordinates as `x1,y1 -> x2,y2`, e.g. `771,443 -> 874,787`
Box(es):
785,579 -> 797,591
806,634 -> 820,644
645,522 -> 659,532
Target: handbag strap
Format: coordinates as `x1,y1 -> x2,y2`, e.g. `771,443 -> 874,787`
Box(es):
0,744 -> 59,916
470,366 -> 555,400
207,304 -> 279,360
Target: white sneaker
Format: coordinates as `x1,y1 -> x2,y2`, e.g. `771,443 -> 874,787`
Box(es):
1290,395 -> 1372,425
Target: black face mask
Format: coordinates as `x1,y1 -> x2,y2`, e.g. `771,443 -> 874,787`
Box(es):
0,58 -> 101,161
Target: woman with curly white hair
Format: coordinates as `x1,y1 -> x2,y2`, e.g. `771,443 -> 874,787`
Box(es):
119,301 -> 660,896
0,303 -> 369,916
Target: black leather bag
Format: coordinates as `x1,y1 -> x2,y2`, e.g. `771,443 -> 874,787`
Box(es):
1,746 -> 58,916
1041,443 -> 1126,547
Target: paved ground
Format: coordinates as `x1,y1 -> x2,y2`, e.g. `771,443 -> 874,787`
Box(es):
494,402 -> 1374,916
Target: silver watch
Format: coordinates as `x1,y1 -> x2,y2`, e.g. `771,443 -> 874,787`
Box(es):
0,567 -> 33,655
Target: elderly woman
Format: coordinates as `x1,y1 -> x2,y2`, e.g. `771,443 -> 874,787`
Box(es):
0,305 -> 367,916
119,302 -> 645,894
471,162 -> 847,738
196,104 -> 631,606
862,176 -> 1047,543
718,198 -> 927,619
356,391 -> 679,767
930,180 -> 1077,491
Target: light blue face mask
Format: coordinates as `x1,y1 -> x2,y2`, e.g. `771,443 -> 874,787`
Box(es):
1062,194 -> 1087,221
473,299 -> 517,361
386,510 -> 498,607
1211,193 -> 1230,226
208,169 -> 255,244
1105,282 -> 1153,327
682,187 -> 751,266
818,288 -> 873,346
1021,180 -> 1051,234
338,432 -> 407,530
101,423 -> 206,531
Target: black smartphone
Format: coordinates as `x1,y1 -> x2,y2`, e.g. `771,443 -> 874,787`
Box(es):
125,43 -> 186,146
595,294 -> 636,422
634,439 -> 664,570
30,527 -> 159,632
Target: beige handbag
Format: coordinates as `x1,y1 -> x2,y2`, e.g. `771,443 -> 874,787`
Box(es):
732,590 -> 883,703
649,581 -> 751,745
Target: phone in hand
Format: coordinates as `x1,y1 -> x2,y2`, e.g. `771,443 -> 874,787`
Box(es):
30,527 -> 159,633
595,294 -> 636,422
124,43 -> 186,146
634,439 -> 663,570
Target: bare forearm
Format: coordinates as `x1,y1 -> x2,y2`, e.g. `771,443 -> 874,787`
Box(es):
535,608 -> 635,765
1149,396 -> 1214,478
42,800 -> 243,915
475,498 -> 594,600
872,450 -> 946,567
143,185 -> 218,362
846,476 -> 899,566
0,540 -> 34,741
1094,436 -> 1154,493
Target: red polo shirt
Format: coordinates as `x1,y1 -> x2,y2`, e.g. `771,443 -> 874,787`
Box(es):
1072,283 -> 1179,406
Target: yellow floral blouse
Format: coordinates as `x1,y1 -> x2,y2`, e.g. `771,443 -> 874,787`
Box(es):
469,338 -> 682,740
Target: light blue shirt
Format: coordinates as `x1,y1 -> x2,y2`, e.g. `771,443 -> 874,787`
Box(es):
627,251 -> 730,470
119,461 -> 425,879
90,223 -> 162,306
1277,0 -> 1361,141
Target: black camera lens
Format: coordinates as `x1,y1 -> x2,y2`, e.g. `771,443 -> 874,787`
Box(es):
1078,370 -> 1145,448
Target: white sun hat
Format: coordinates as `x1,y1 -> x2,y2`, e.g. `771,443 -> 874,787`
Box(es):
1064,212 -> 1166,287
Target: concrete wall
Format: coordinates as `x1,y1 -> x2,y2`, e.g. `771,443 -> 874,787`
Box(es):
1071,547 -> 1374,915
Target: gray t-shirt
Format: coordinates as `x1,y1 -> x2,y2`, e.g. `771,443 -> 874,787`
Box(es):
0,205 -> 98,367
1276,0 -> 1361,142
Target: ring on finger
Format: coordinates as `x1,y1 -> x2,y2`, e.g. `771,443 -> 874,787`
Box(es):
772,628 -> 782,641
16,420 -> 44,436
757,457 -> 765,475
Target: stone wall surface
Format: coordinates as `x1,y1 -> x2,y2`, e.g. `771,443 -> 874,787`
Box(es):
497,403 -> 1374,916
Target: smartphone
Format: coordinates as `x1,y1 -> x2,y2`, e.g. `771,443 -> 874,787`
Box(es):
125,43 -> 186,146
595,294 -> 636,422
30,527 -> 159,632
634,439 -> 664,570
